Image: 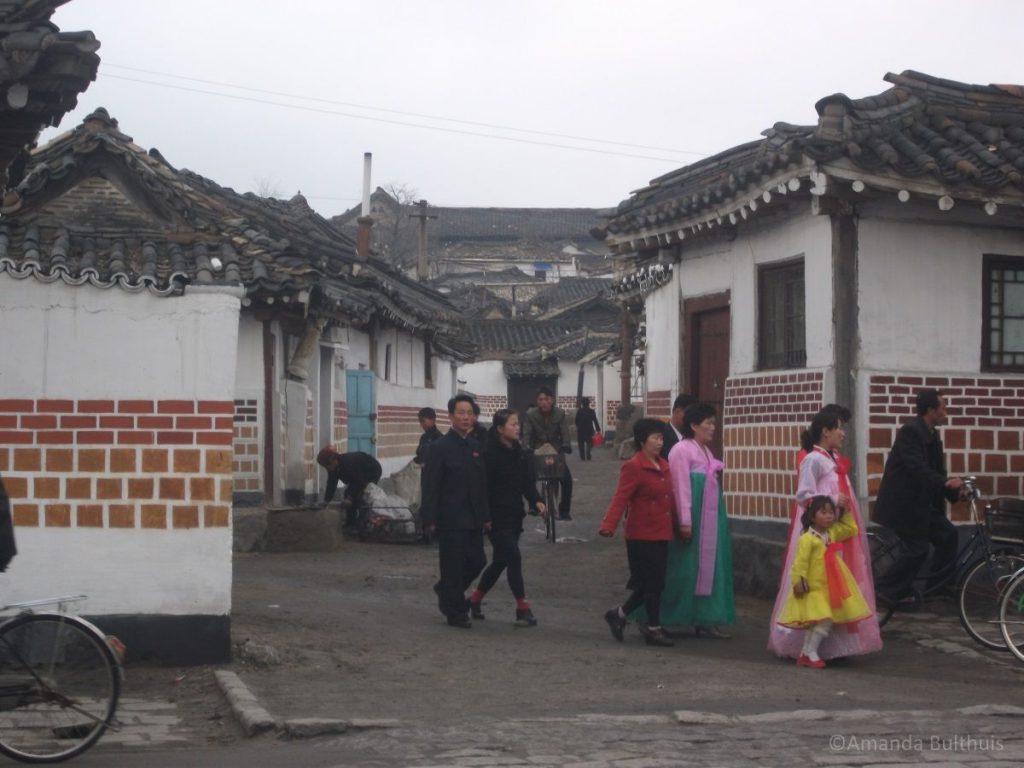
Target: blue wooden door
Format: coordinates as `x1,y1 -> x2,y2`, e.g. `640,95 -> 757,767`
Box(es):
346,370 -> 376,455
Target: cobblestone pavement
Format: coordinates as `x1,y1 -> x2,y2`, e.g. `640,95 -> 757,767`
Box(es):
289,707 -> 1024,767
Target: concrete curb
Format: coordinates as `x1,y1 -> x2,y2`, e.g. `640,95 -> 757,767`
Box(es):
214,670 -> 277,736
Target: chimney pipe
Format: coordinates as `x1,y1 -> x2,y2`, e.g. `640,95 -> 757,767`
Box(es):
356,152 -> 374,260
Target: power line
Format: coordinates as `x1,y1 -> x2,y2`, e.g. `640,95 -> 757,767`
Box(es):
102,74 -> 687,162
103,62 -> 709,158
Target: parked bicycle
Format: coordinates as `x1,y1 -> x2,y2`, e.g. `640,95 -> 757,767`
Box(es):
869,476 -> 1024,649
0,595 -> 122,763
994,502 -> 1024,662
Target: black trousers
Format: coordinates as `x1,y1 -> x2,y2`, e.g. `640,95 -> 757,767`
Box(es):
435,529 -> 486,618
577,438 -> 593,460
559,466 -> 573,517
875,515 -> 959,601
622,539 -> 668,627
477,529 -> 526,599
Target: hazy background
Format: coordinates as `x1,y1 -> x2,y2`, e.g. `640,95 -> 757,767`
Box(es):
45,0 -> 1024,215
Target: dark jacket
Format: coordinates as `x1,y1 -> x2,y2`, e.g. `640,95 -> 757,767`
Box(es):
574,407 -> 601,441
420,429 -> 490,531
660,422 -> 683,460
414,425 -> 443,465
322,451 -> 383,503
872,416 -> 959,539
484,430 -> 542,532
522,406 -> 570,452
0,476 -> 16,572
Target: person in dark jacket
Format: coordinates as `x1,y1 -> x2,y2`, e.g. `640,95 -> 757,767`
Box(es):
421,394 -> 491,629
661,393 -> 697,460
468,409 -> 546,627
316,447 -> 383,528
574,398 -> 602,461
0,475 -> 17,572
414,407 -> 443,465
872,389 -> 964,607
522,387 -> 573,520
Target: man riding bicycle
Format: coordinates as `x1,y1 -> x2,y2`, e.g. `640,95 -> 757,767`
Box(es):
522,387 -> 573,521
872,388 -> 966,608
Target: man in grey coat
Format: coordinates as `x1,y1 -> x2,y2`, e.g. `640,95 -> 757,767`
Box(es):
522,387 -> 573,520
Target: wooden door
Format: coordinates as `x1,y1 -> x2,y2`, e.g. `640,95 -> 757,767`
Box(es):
345,370 -> 377,455
692,306 -> 730,458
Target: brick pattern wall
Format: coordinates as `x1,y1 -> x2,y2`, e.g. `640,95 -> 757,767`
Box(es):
0,398 -> 233,529
233,399 -> 260,493
605,399 -> 621,429
556,396 -> 577,412
376,405 -> 424,460
867,373 -> 1024,520
722,371 -> 825,519
646,390 -> 671,420
475,394 -> 508,420
333,400 -> 348,448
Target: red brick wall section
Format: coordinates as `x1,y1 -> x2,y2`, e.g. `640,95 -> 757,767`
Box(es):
0,399 -> 233,530
646,390 -> 671,420
475,395 -> 509,420
232,399 -> 260,493
605,400 -> 620,428
333,400 -> 348,448
722,371 -> 825,519
867,374 -> 1024,521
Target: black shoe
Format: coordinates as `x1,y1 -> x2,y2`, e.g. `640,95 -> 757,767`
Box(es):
515,607 -> 537,628
447,614 -> 472,629
470,601 -> 485,620
643,627 -> 675,647
604,608 -> 626,642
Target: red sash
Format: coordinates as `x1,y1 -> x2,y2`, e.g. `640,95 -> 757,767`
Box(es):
824,541 -> 851,609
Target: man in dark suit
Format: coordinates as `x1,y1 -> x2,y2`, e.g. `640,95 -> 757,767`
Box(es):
414,407 -> 443,465
872,388 -> 964,606
421,394 -> 491,628
661,393 -> 697,460
316,447 -> 383,528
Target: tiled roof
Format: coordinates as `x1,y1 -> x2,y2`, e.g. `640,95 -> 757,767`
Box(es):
503,359 -> 560,379
0,108 -> 472,358
605,71 -> 1024,250
529,277 -> 613,315
467,319 -> 618,362
0,0 -> 100,185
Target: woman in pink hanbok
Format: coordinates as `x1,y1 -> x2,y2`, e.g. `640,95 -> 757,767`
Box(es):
768,406 -> 882,660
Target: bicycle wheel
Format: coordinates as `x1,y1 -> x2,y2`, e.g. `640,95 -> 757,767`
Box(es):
545,483 -> 558,543
1000,570 -> 1024,663
0,613 -> 120,763
958,554 -> 1024,650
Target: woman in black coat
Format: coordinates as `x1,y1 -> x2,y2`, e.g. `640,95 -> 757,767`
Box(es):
468,409 -> 546,627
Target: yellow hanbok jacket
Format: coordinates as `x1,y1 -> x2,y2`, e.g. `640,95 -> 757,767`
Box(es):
777,514 -> 872,628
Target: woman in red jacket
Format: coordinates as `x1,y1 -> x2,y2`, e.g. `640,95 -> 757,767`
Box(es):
599,418 -> 678,647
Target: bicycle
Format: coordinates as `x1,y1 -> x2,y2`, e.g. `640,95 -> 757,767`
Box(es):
994,503 -> 1024,662
531,444 -> 566,544
869,476 -> 1024,648
0,595 -> 122,763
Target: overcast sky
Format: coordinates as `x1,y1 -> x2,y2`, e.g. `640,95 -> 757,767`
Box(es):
45,0 -> 1024,217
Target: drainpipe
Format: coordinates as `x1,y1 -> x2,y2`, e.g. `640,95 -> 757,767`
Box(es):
356,152 -> 374,261
287,317 -> 328,381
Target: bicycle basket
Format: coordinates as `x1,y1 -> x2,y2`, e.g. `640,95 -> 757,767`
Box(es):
985,498 -> 1024,547
532,451 -> 566,480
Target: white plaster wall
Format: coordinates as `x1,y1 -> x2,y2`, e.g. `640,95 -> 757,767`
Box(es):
457,360 -> 508,397
5,528 -> 231,614
678,215 -> 833,375
644,269 -> 681,394
858,218 -> 1024,372
0,278 -> 239,617
0,280 -> 240,398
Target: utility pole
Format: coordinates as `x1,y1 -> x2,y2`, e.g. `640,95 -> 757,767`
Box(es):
408,199 -> 437,281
